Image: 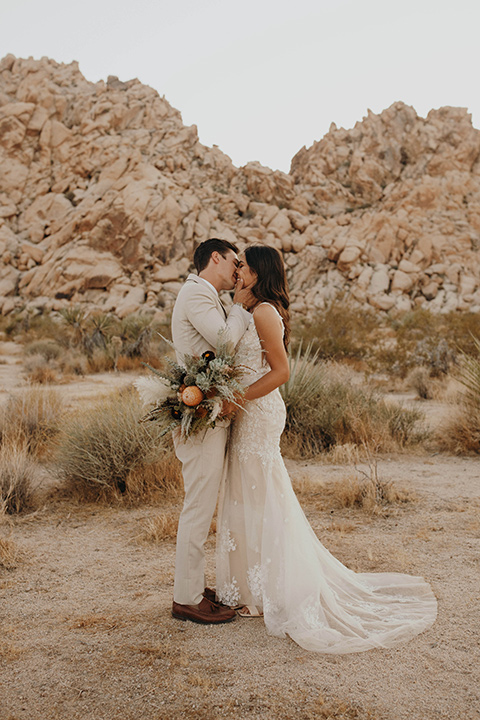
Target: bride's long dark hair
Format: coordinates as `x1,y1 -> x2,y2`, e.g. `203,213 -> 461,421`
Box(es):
244,245 -> 290,350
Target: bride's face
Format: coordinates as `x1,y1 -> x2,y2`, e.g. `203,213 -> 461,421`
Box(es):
237,255 -> 257,288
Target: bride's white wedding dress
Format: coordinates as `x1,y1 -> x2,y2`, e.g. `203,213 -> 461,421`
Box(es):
216,305 -> 437,653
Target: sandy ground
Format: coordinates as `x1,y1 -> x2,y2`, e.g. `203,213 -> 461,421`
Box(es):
1,343 -> 479,720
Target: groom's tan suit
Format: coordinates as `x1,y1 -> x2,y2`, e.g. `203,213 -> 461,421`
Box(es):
171,273 -> 251,605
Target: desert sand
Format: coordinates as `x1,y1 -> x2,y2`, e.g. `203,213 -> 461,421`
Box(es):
1,346 -> 479,720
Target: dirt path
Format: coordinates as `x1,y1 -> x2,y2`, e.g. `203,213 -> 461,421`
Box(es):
1,454 -> 479,720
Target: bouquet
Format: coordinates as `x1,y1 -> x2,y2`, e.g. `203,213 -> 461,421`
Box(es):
135,333 -> 245,439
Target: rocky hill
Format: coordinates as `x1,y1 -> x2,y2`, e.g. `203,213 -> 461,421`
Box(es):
1,54 -> 479,322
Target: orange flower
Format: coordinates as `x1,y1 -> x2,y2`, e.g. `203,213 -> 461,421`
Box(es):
182,385 -> 204,407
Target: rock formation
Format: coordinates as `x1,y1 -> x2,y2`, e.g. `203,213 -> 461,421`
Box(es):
1,54 -> 479,321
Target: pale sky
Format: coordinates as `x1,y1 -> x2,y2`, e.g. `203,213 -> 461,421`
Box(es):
1,0 -> 479,172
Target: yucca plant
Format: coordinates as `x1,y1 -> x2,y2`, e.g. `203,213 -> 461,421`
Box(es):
281,344 -> 426,457
457,335 -> 480,405
439,335 -> 480,454
281,342 -> 324,406
59,306 -> 87,346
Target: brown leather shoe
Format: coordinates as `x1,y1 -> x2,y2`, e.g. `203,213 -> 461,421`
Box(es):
203,587 -> 241,610
203,587 -> 230,608
172,597 -> 236,624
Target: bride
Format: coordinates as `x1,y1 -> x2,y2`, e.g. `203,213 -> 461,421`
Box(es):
216,244 -> 437,653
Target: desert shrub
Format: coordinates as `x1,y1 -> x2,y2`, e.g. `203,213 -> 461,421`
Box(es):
23,354 -> 58,384
405,367 -> 434,399
293,302 -> 379,362
0,535 -> 22,569
439,405 -> 480,454
0,443 -> 40,514
54,389 -> 182,502
438,336 -> 480,453
440,312 -> 480,356
327,462 -> 416,514
135,511 -> 180,543
0,387 -> 64,456
86,347 -> 115,373
54,311 -> 169,374
372,308 -> 480,378
58,349 -> 88,376
281,346 -> 426,457
24,339 -> 63,362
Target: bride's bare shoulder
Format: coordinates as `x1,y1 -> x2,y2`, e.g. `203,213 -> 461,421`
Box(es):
252,303 -> 283,336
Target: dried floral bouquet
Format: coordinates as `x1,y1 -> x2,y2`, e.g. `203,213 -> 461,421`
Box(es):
135,334 -> 245,438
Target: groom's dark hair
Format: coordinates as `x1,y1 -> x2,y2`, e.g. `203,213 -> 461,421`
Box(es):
194,238 -> 238,273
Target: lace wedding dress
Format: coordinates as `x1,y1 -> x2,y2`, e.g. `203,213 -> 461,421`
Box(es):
216,306 -> 437,653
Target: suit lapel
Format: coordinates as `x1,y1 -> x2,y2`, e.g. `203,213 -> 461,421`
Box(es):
186,274 -> 227,318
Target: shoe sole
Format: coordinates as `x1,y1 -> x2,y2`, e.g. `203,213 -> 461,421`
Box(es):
171,611 -> 236,625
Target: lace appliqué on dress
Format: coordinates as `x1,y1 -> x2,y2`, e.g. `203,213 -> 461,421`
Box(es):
231,318 -> 286,469
217,523 -> 237,558
246,563 -> 263,602
217,577 -> 241,607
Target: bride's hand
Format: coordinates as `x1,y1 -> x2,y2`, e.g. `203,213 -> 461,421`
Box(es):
219,394 -> 244,418
233,278 -> 255,310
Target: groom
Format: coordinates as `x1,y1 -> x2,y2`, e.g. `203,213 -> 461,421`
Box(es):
170,238 -> 253,624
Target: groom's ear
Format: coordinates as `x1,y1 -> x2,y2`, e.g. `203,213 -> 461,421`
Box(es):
211,251 -> 221,265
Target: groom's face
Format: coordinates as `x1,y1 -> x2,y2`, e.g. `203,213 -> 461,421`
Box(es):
216,250 -> 239,291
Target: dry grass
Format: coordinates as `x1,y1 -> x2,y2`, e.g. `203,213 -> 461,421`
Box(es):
291,472 -> 326,499
326,519 -> 358,534
0,535 -> 22,569
69,614 -> 121,631
405,367 -> 437,400
282,352 -> 427,458
0,443 -> 42,514
125,448 -> 183,502
0,640 -> 22,662
135,509 -> 217,544
325,443 -> 362,465
0,386 -> 63,457
307,692 -> 378,720
438,403 -> 480,454
54,389 -> 181,503
135,510 -> 180,543
326,462 -> 416,514
438,340 -> 480,454
23,354 -> 59,384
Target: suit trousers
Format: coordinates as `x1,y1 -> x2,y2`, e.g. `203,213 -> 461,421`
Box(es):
173,424 -> 228,605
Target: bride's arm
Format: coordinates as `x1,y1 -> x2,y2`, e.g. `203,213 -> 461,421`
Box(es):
242,304 -> 290,401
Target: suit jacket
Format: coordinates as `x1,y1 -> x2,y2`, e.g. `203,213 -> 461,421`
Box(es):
171,274 -> 251,362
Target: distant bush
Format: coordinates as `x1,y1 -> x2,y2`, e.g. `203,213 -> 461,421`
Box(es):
0,387 -> 63,457
281,345 -> 427,457
54,389 -> 182,502
23,355 -> 58,384
293,302 -> 379,362
0,444 -> 40,514
24,339 -> 63,362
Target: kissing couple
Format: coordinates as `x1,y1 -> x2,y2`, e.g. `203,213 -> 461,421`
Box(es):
170,238 -> 437,653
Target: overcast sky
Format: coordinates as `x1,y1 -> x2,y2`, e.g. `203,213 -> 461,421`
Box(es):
1,0 -> 479,172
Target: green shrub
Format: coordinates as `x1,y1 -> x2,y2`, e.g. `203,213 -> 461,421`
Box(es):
24,339 -> 62,362
292,302 -> 379,361
54,389 -> 181,502
281,346 -> 426,457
